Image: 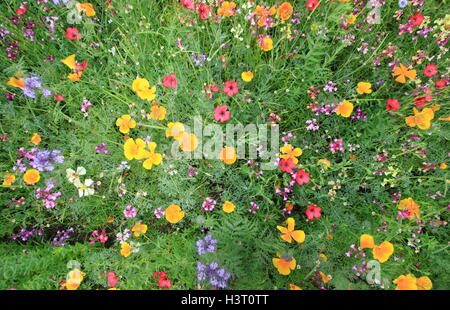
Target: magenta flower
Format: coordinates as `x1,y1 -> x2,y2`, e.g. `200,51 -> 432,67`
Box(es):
163,73 -> 178,89
213,105 -> 231,123
124,205 -> 137,218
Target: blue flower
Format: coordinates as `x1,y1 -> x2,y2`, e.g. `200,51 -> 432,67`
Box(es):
398,0 -> 408,8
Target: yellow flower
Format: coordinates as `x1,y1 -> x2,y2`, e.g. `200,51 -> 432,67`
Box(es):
132,222 -> 147,237
416,276 -> 432,290
336,100 -> 354,117
2,174 -> 15,186
359,234 -> 375,249
120,242 -> 132,257
132,78 -> 157,101
319,253 -> 328,262
116,114 -> 136,134
392,63 -> 417,84
6,75 -> 25,88
398,197 -> 420,219
405,107 -> 434,130
66,269 -> 85,290
272,253 -> 296,275
320,272 -> 331,283
165,122 -> 185,140
142,142 -> 163,170
30,133 -> 42,145
372,241 -> 394,263
23,169 -> 40,185
61,54 -> 76,70
439,163 -> 447,169
137,86 -> 157,101
345,14 -> 356,24
276,217 -> 305,243
318,159 -> 331,169
259,37 -> 273,52
241,71 -> 254,82
217,1 -> 236,17
123,138 -> 146,160
165,204 -> 185,224
280,144 -> 302,164
149,103 -> 166,120
356,82 -> 372,94
393,274 -> 418,290
67,71 -> 82,82
77,3 -> 96,16
179,132 -> 199,152
222,201 -> 236,213
219,146 -> 237,165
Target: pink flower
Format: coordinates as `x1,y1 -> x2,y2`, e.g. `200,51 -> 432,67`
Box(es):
124,205 -> 137,218
423,64 -> 437,78
163,73 -> 178,89
107,272 -> 118,288
295,170 -> 310,185
386,99 -> 401,111
54,94 -> 65,102
65,27 -> 81,40
222,81 -> 238,96
180,0 -> 195,10
306,205 -> 322,220
213,105 -> 231,123
198,3 -> 210,20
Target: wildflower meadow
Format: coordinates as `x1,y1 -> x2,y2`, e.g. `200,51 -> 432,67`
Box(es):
0,0 -> 449,292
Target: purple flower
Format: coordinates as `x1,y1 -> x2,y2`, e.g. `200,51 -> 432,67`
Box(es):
124,205 -> 137,218
196,234 -> 218,255
32,149 -> 64,171
248,201 -> 260,214
201,197 -> 216,212
95,142 -> 109,154
197,260 -> 231,289
154,207 -> 165,219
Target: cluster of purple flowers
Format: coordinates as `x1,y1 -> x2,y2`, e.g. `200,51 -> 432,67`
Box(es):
32,149 -> 64,171
329,138 -> 344,154
187,166 -> 198,177
201,197 -> 216,212
197,261 -> 232,289
350,108 -> 367,121
275,173 -> 298,202
95,142 -> 109,154
195,234 -> 218,256
306,119 -> 319,131
13,147 -> 37,173
81,98 -> 93,115
191,53 -> 207,66
0,25 -> 20,60
308,102 -> 338,116
248,201 -> 260,214
12,227 -> 43,242
323,81 -> 337,92
22,75 -> 52,99
36,183 -> 61,209
52,227 -> 74,247
42,16 -> 59,40
154,207 -> 165,219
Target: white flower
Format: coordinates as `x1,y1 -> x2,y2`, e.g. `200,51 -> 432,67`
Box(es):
66,167 -> 86,183
74,178 -> 94,197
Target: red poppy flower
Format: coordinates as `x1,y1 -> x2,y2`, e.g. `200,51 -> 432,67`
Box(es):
423,64 -> 437,78
435,80 -> 447,90
54,94 -> 65,101
107,272 -> 118,288
163,73 -> 178,89
222,81 -> 239,96
75,61 -> 88,72
65,27 -> 81,40
413,89 -> 432,108
386,99 -> 401,111
409,13 -> 424,27
198,3 -> 210,20
306,205 -> 321,220
213,105 -> 231,123
295,170 -> 310,185
280,158 -> 295,173
305,0 -> 319,11
152,272 -> 172,289
16,8 -> 26,15
180,0 -> 195,10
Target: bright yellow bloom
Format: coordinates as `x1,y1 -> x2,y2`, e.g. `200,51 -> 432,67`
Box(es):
132,222 -> 147,237
165,204 -> 185,224
30,133 -> 42,145
398,197 -> 420,219
276,217 -> 305,243
116,114 -> 136,134
439,163 -> 447,169
23,169 -> 40,185
123,138 -> 146,160
179,132 -> 198,152
165,122 -> 185,140
67,71 -> 82,82
416,276 -> 432,290
360,234 -> 375,249
393,274 -> 418,290
345,14 -> 356,24
61,54 -> 76,70
6,74 -> 25,88
120,242 -> 131,257
219,146 -> 237,165
149,103 -> 166,120
2,174 -> 15,186
372,241 -> 394,263
336,101 -> 354,117
241,71 -> 254,82
392,64 -> 416,83
66,269 -> 85,290
259,37 -> 273,51
405,107 -> 434,130
319,253 -> 328,262
272,253 -> 296,275
318,159 -> 331,169
132,78 -> 157,101
280,144 -> 302,164
222,201 -> 236,213
356,82 -> 372,94
77,3 -> 96,16
142,142 -> 163,170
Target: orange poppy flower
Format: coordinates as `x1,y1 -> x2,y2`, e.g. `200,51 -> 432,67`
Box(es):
165,122 -> 185,140
120,242 -> 132,257
23,169 -> 40,185
217,1 -> 236,17
276,217 -> 305,243
336,101 -> 354,117
179,132 -> 198,152
149,103 -> 166,120
392,64 -> 417,83
219,146 -> 237,165
416,276 -> 432,290
398,197 -> 420,219
356,82 -> 372,94
116,114 -> 137,134
2,174 -> 15,186
277,2 -> 293,21
393,274 -> 418,290
405,107 -> 434,130
272,253 -> 296,275
30,133 -> 42,145
165,204 -> 185,223
132,222 -> 147,237
280,144 -> 302,164
372,241 -> 394,263
359,234 -> 375,249
6,75 -> 25,88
